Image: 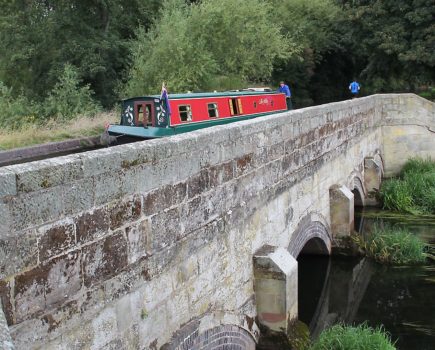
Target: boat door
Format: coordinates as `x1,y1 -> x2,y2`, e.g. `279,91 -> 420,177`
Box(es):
134,102 -> 155,127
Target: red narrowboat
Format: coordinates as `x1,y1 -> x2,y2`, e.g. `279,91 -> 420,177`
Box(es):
108,90 -> 287,139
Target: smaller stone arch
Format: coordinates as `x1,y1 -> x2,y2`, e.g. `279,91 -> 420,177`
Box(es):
347,171 -> 366,207
288,213 -> 332,258
161,313 -> 258,350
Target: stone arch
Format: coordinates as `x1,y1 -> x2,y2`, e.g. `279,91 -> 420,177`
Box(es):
288,213 -> 331,258
161,313 -> 258,350
347,171 -> 365,207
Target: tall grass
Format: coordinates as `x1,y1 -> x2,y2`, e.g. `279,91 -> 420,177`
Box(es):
309,323 -> 395,350
353,225 -> 428,265
0,111 -> 118,150
380,158 -> 435,215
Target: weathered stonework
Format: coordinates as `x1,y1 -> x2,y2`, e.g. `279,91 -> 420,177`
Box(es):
0,94 -> 433,349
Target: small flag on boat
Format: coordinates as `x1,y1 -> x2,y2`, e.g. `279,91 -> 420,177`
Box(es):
160,82 -> 171,115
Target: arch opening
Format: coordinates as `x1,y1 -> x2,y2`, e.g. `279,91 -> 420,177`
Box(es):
299,237 -> 330,256
297,239 -> 331,337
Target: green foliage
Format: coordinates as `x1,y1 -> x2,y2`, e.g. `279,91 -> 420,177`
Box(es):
309,323 -> 396,350
380,158 -> 435,215
44,64 -> 101,120
339,0 -> 435,92
124,0 -> 293,95
353,225 -> 428,265
418,87 -> 435,101
0,64 -> 100,129
270,0 -> 344,106
0,0 -> 162,107
0,81 -> 40,129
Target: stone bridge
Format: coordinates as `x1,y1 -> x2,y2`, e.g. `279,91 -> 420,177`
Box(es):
0,94 -> 434,349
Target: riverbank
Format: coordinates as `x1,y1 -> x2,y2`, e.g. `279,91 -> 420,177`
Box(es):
0,112 -> 118,151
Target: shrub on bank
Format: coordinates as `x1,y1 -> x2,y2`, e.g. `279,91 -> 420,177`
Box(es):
309,323 -> 395,350
0,64 -> 100,131
353,226 -> 428,265
380,158 -> 435,215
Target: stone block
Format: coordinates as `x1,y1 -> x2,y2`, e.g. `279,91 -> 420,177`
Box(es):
126,219 -> 152,264
143,182 -> 187,216
0,200 -> 12,238
10,187 -> 65,231
90,306 -> 118,349
150,208 -> 181,250
37,220 -> 75,262
80,147 -> 123,178
0,168 -> 16,198
329,185 -> 354,238
208,161 -> 234,188
0,280 -> 13,325
75,207 -> 110,244
109,195 -> 142,230
62,179 -> 94,215
82,232 -> 128,288
93,171 -> 123,206
253,246 -> 298,333
13,155 -> 82,193
187,169 -> 210,199
14,251 -> 82,323
235,153 -> 254,177
0,230 -> 38,279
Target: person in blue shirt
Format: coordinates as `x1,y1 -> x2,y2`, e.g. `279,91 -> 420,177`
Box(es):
278,81 -> 292,110
349,79 -> 361,98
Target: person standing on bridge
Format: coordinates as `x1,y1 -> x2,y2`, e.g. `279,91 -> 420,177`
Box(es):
349,79 -> 361,98
278,81 -> 292,110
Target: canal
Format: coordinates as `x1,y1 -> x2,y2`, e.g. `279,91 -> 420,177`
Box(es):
297,208 -> 435,349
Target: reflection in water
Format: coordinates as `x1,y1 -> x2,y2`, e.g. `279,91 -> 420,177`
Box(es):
297,209 -> 435,350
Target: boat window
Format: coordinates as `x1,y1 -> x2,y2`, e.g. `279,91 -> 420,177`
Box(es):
229,98 -> 243,116
137,105 -> 144,125
145,105 -> 152,125
179,105 -> 192,122
208,103 -> 219,118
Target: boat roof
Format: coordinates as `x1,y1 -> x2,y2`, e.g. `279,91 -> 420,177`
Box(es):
122,90 -> 281,102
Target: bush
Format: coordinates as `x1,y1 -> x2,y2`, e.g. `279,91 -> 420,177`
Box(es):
0,81 -> 41,129
0,65 -> 101,130
353,225 -> 428,265
44,64 -> 101,120
310,323 -> 395,350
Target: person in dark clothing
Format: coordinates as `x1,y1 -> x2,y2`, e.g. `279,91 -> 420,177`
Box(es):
278,81 -> 292,110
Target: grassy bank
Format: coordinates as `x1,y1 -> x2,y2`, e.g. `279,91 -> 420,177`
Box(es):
353,225 -> 428,265
379,158 -> 435,215
0,112 -> 118,151
310,323 -> 395,350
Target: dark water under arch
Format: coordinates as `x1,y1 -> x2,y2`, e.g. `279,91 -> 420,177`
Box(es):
296,209 -> 435,350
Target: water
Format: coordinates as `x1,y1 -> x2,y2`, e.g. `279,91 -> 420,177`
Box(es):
298,209 -> 435,349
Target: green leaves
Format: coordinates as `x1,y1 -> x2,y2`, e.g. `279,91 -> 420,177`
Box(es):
124,0 -> 292,95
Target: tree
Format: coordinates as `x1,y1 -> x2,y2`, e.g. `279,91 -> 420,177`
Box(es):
0,0 -> 161,107
339,0 -> 435,92
124,0 -> 294,96
269,0 -> 344,106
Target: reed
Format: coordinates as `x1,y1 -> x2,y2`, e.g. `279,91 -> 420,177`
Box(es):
309,323 -> 395,350
353,225 -> 428,265
380,158 -> 435,215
